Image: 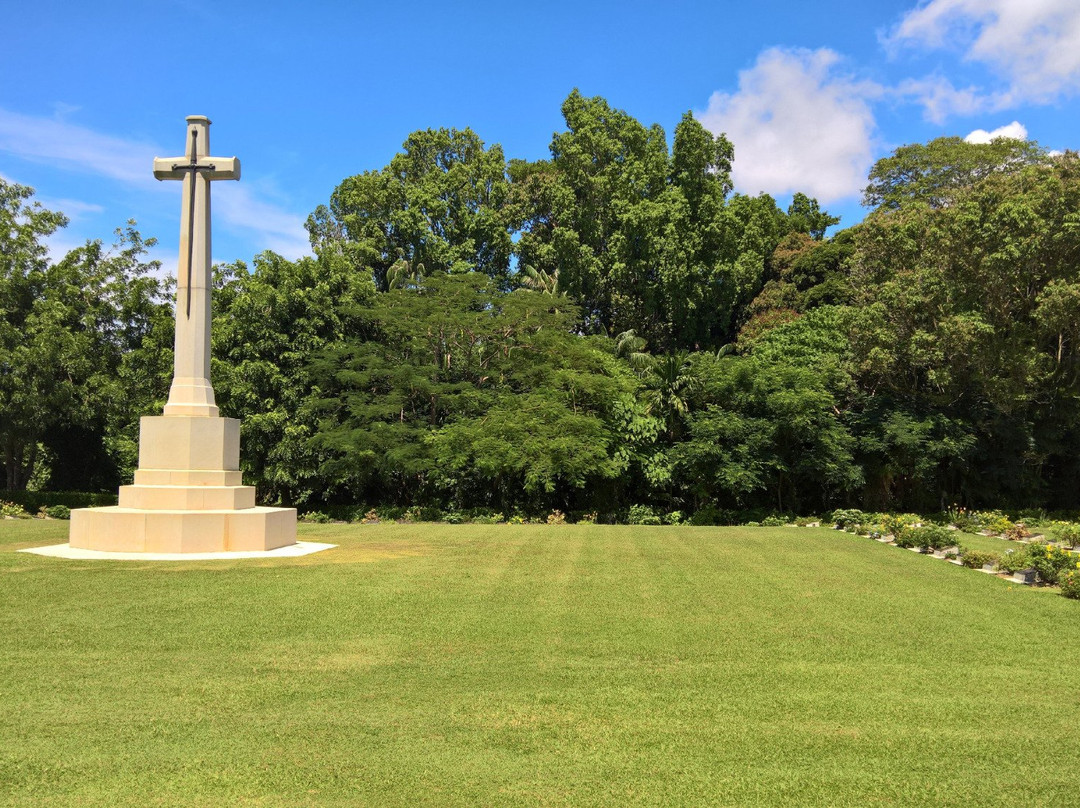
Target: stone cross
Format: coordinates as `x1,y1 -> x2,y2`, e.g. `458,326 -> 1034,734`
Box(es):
153,115 -> 240,417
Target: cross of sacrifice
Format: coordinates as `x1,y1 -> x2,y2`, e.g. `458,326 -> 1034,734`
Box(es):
153,116 -> 240,417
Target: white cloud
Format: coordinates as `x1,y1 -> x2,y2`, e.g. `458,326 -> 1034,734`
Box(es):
887,0 -> 1080,105
894,75 -> 986,123
214,183 -> 311,260
0,107 -> 158,184
37,197 -> 105,219
0,106 -> 310,261
964,120 -> 1028,144
698,48 -> 880,203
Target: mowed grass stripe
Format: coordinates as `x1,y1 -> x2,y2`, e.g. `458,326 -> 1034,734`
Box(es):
2,521 -> 1078,806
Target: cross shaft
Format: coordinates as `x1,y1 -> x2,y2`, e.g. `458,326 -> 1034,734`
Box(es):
152,115 -> 240,417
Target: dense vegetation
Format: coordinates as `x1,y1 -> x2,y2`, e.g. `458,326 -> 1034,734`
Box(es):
3,91 -> 1080,518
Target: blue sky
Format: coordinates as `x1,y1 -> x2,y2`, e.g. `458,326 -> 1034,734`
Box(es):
2,0 -> 1079,276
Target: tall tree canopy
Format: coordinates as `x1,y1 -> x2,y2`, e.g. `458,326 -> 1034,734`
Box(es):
308,127 -> 512,290
0,178 -> 170,490
4,98 -> 1079,518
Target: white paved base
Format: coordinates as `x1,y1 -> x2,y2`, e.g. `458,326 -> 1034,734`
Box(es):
18,541 -> 336,561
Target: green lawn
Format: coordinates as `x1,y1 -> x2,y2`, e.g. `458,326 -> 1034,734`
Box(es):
2,520 -> 1079,807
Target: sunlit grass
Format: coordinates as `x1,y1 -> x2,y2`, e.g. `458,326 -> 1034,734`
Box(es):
3,521 -> 1079,806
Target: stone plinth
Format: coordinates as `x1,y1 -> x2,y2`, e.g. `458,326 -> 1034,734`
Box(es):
70,415 -> 296,553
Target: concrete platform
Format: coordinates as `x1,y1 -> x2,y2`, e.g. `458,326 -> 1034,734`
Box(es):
19,540 -> 335,561
70,505 -> 297,553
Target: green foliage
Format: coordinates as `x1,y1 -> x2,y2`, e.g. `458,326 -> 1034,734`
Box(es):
998,548 -> 1035,575
0,501 -> 29,518
9,102 -> 1080,519
510,91 -> 796,350
882,513 -> 919,540
961,550 -> 1001,569
1060,570 -> 1080,599
830,509 -> 869,529
310,127 -> 512,290
688,506 -> 733,526
1052,524 -> 1080,547
1026,542 -> 1078,585
946,505 -> 981,532
910,524 -> 953,551
0,178 -> 170,491
626,504 -> 662,525
308,272 -> 630,513
0,490 -> 116,510
787,192 -> 840,240
213,250 -> 376,507
1003,523 -> 1031,541
862,136 -> 1049,211
43,504 -> 70,520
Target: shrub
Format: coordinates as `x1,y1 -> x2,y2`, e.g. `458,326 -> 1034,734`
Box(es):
576,512 -> 598,525
946,504 -> 980,532
1052,524 -> 1080,548
912,524 -> 953,551
998,548 -> 1034,575
882,513 -> 920,542
299,511 -> 332,524
401,506 -> 443,523
830,509 -> 868,529
44,505 -> 71,520
689,507 -> 723,526
1015,510 -> 1049,527
1003,522 -> 1031,541
0,490 -> 117,511
627,505 -> 662,526
662,511 -> 684,526
987,514 -> 1015,536
1027,543 -> 1077,585
0,501 -> 31,519
893,529 -> 917,549
961,550 -> 1001,570
546,510 -> 567,525
361,509 -> 380,524
761,515 -> 787,527
1060,570 -> 1080,599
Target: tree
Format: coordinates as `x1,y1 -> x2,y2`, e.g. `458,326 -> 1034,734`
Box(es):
511,92 -> 792,351
1,180 -> 68,488
307,273 -> 632,512
862,136 -> 1048,211
309,128 -> 512,290
848,149 -> 1080,507
0,178 -> 169,490
642,351 -> 698,440
786,192 -> 840,239
212,250 -> 376,506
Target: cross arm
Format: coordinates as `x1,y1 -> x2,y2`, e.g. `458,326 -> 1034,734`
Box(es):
153,156 -> 241,181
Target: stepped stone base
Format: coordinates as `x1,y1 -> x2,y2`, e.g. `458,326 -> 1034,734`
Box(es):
69,414 -> 297,554
70,506 -> 296,553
